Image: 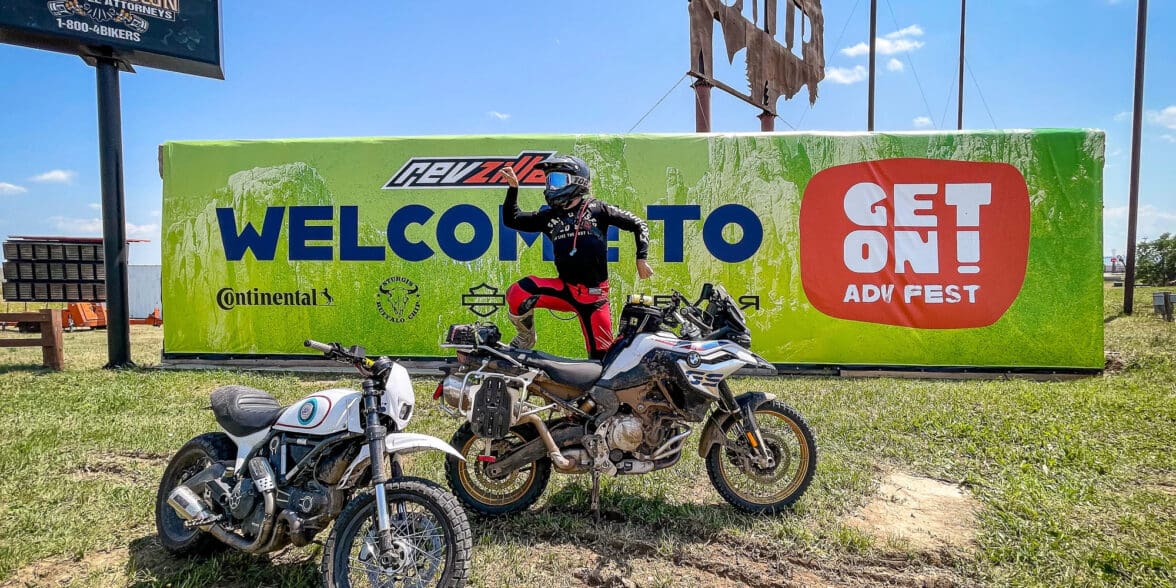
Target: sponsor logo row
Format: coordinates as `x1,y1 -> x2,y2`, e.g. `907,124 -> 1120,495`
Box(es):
215,279 -> 762,324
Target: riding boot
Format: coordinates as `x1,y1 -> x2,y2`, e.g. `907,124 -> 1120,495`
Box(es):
508,310 -> 536,349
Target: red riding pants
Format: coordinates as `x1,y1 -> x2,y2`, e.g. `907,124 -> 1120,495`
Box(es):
505,276 -> 612,359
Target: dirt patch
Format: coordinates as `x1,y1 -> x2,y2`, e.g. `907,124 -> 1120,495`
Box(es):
846,471 -> 979,556
2,548 -> 128,588
1143,482 -> 1176,496
68,451 -> 168,484
1104,351 -> 1126,372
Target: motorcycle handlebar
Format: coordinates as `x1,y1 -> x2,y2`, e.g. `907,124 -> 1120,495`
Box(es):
304,339 -> 333,354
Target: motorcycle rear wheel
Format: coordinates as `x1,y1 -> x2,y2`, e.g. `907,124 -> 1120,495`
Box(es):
444,423 -> 551,516
705,400 -> 817,514
322,477 -> 472,588
154,432 -> 235,555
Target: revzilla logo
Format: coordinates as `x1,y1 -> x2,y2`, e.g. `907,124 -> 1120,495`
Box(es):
216,287 -> 334,311
800,158 -> 1030,329
383,151 -> 555,189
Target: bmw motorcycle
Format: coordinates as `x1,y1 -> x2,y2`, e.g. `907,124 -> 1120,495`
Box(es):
436,284 -> 817,518
155,340 -> 472,587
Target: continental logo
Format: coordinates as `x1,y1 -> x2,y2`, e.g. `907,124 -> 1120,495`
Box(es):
383,151 -> 555,189
216,287 -> 334,311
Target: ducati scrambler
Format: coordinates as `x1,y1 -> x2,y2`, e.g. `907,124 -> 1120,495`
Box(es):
437,284 -> 817,518
155,340 -> 472,587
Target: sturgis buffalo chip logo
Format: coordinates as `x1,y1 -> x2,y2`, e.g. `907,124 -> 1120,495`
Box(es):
376,277 -> 420,323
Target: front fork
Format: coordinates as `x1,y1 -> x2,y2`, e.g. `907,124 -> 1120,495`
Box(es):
362,379 -> 405,567
719,382 -> 774,468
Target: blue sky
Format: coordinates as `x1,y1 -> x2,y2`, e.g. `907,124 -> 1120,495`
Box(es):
0,0 -> 1172,265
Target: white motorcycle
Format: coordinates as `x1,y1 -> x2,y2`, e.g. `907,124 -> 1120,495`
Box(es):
155,340 -> 472,587
437,284 -> 817,519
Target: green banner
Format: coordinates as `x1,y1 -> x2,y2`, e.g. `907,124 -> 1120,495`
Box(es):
161,131 -> 1104,369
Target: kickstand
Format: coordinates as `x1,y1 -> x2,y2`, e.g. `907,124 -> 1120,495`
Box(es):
590,469 -> 601,524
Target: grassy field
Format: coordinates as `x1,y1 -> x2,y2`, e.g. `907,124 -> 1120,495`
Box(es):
0,287 -> 1173,587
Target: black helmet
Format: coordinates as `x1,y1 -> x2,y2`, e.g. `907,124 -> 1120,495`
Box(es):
536,154 -> 591,208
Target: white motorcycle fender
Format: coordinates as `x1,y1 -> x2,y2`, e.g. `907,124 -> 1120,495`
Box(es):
338,433 -> 464,488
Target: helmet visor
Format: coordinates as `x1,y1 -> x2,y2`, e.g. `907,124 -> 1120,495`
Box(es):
545,172 -> 572,191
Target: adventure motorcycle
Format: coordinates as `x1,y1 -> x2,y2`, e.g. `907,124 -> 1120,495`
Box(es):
155,340 -> 472,587
436,283 -> 817,517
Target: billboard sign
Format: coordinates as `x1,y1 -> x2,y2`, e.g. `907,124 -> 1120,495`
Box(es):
0,0 -> 222,78
160,131 -> 1104,370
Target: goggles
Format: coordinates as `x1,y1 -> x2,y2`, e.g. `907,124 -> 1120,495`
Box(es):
545,172 -> 589,191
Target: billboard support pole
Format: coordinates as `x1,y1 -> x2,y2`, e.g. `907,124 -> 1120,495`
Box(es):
1124,0 -> 1148,315
759,110 -> 774,132
96,57 -> 133,368
693,78 -> 712,133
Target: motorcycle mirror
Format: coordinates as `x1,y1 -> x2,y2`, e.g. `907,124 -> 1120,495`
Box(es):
700,283 -> 713,300
347,345 -> 366,358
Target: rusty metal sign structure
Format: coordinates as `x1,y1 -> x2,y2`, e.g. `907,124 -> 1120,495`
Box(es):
689,0 -> 825,131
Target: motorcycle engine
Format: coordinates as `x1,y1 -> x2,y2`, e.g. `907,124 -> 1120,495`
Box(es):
226,477 -> 266,537
600,415 -> 644,453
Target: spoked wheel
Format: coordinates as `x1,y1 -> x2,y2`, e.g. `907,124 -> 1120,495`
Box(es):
154,432 -> 235,555
444,423 -> 551,516
706,400 -> 817,514
323,477 -> 472,588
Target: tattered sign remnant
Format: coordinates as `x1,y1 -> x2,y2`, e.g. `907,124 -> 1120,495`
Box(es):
689,0 -> 825,113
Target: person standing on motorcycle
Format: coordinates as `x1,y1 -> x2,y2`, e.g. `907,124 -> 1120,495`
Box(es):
499,154 -> 653,360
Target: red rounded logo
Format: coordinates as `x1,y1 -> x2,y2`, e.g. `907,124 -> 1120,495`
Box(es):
800,158 -> 1029,329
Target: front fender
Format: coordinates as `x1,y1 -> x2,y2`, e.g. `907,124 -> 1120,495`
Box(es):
696,391 -> 776,458
338,433 -> 464,489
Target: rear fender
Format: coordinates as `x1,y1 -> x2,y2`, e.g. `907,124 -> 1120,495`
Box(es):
696,391 -> 776,458
338,433 -> 464,489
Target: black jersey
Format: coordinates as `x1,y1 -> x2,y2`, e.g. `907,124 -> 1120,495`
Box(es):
503,187 -> 649,287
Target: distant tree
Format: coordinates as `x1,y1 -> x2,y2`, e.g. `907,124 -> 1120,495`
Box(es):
1135,233 -> 1176,286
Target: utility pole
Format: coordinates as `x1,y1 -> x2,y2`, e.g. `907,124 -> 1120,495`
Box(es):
867,0 -> 877,131
1124,0 -> 1148,314
957,0 -> 966,130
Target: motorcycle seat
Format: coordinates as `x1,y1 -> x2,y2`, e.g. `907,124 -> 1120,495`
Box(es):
513,349 -> 602,391
210,385 -> 285,437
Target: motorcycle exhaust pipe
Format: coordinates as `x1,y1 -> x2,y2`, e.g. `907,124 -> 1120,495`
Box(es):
167,486 -> 215,525
439,375 -> 470,411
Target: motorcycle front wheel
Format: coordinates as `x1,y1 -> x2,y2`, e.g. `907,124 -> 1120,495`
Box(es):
706,400 -> 818,514
323,477 -> 472,588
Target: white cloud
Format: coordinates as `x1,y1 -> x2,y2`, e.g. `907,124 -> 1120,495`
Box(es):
1145,105 -> 1176,129
1162,134 -> 1176,144
913,116 -> 933,129
88,202 -> 101,210
0,182 -> 27,195
885,25 -> 924,39
1104,204 -> 1176,254
49,216 -> 159,239
1114,111 -> 1131,122
150,209 -> 161,218
488,111 -> 511,120
50,216 -> 103,233
842,25 -> 925,57
825,65 -> 868,85
30,169 -> 76,183
126,222 -> 159,238
887,58 -> 905,72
